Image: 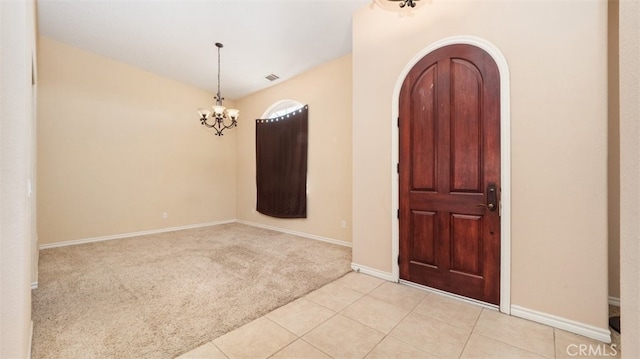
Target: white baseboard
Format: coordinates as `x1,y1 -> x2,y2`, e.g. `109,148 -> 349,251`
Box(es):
511,305 -> 611,343
608,296 -> 620,307
350,263 -> 395,281
38,220 -> 235,249
237,220 -> 352,248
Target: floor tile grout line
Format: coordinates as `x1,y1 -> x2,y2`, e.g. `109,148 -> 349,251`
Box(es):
377,302 -> 434,358
292,295 -> 371,358
367,288 -> 429,313
299,309 -> 341,339
408,296 -> 482,333
360,331 -> 388,359
265,296 -> 338,335
353,283 -> 483,358
328,283 -> 434,358
472,310 -> 557,358
378,298 -> 449,359
553,327 -> 557,359
457,307 -> 486,358
469,332 -> 555,359
300,286 -> 396,359
383,332 -> 443,358
379,294 -> 483,358
295,311 -> 383,359
334,308 -> 396,338
257,316 -> 299,359
298,336 -> 337,359
304,291 -> 364,313
332,278 -> 386,297
264,316 -> 301,339
211,341 -> 230,359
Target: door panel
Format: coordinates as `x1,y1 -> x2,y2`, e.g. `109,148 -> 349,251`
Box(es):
411,210 -> 437,266
451,59 -> 482,193
399,44 -> 501,305
450,214 -> 482,276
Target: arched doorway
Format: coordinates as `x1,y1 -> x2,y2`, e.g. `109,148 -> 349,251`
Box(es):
392,37 -> 510,313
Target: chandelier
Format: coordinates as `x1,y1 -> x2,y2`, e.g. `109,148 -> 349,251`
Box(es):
198,42 -> 239,136
389,0 -> 418,8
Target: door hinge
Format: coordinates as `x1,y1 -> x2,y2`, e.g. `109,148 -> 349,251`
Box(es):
397,209 -> 400,219
397,116 -> 400,128
397,256 -> 400,265
397,163 -> 399,173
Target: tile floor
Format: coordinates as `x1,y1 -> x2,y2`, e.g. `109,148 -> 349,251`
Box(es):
177,272 -> 620,359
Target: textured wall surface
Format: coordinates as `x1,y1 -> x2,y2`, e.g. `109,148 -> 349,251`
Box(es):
0,0 -> 36,357
619,0 -> 640,355
37,37 -> 237,245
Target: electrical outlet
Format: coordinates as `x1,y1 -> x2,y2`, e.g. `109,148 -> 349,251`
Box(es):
341,220 -> 347,228
162,212 -> 168,219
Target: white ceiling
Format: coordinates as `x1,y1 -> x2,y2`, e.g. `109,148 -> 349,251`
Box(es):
37,0 -> 370,100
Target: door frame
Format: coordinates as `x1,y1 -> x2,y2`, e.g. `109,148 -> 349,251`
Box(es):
391,36 -> 512,314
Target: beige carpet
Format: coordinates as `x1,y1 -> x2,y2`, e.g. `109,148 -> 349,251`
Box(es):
32,223 -> 352,358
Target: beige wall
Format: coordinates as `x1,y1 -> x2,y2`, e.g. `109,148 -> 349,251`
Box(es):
352,0 -> 609,331
0,0 -> 37,356
619,0 -> 640,355
37,36 -> 236,245
608,0 -> 621,302
235,55 -> 352,244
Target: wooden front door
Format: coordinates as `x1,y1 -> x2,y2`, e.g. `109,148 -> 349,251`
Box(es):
399,44 -> 501,305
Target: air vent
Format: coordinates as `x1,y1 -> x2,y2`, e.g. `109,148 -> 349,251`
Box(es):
265,74 -> 280,81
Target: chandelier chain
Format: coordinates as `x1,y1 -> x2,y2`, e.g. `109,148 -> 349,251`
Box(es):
217,44 -> 222,102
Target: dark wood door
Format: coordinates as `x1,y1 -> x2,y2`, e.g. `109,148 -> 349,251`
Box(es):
399,44 -> 501,305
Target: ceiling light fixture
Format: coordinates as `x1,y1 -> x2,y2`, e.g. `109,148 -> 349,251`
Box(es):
198,42 -> 239,136
389,0 -> 418,8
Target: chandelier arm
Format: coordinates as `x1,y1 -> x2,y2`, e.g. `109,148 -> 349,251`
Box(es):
214,120 -> 233,136
200,118 -> 217,128
201,116 -> 236,135
221,121 -> 237,130
217,116 -> 237,128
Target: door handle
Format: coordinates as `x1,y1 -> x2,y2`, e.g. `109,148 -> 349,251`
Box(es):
476,183 -> 498,212
476,203 -> 495,210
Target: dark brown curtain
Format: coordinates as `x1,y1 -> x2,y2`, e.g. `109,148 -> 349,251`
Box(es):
255,105 -> 308,218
